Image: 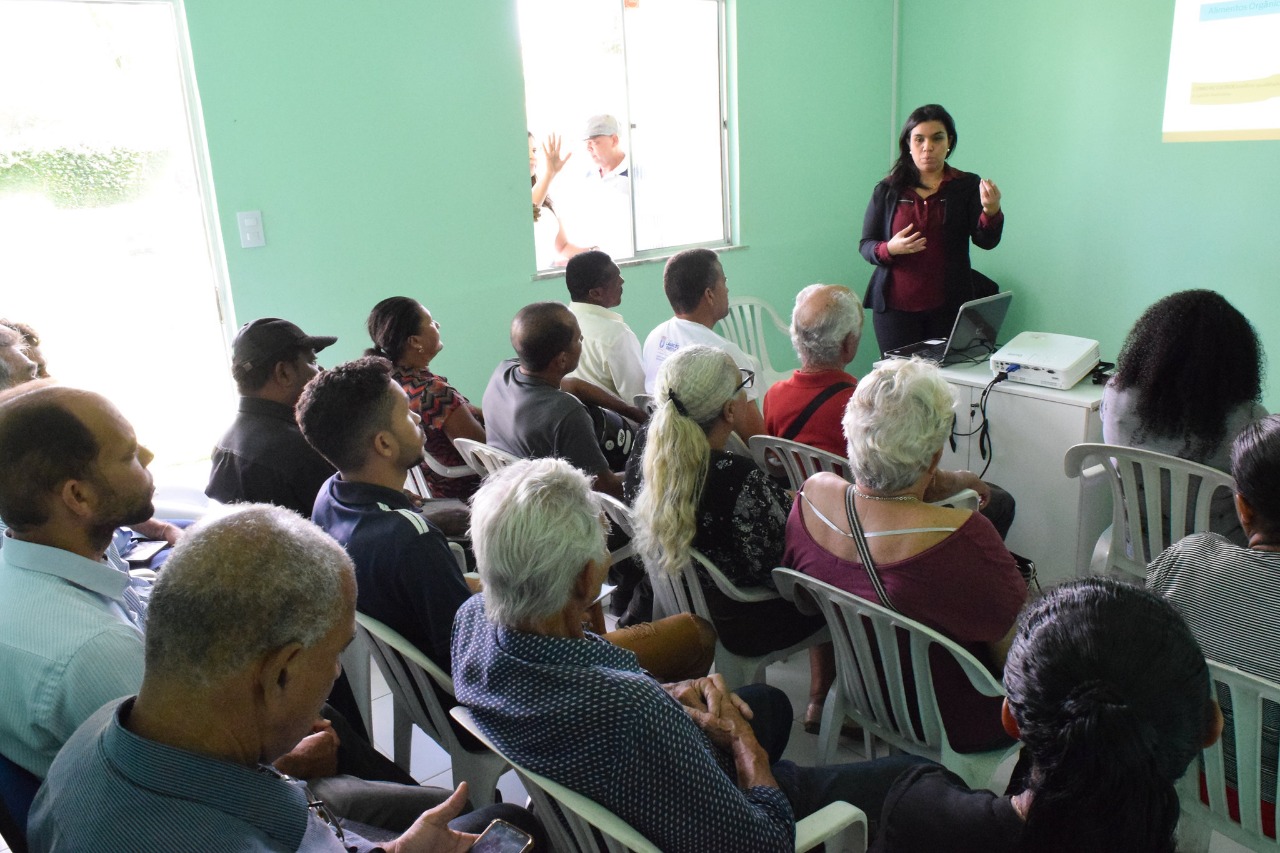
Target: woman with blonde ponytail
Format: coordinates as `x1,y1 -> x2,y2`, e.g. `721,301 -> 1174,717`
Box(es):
628,345 -> 825,658
872,578 -> 1223,853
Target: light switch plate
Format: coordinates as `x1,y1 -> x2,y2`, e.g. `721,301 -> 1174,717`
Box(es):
236,210 -> 265,248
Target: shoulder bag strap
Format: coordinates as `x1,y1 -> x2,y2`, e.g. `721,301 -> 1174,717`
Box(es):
781,382 -> 855,441
844,486 -> 898,613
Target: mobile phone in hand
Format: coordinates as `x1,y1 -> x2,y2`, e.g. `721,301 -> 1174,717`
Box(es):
470,818 -> 533,853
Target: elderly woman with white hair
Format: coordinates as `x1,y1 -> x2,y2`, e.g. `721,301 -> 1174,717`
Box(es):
782,357 -> 1026,753
627,345 -> 826,664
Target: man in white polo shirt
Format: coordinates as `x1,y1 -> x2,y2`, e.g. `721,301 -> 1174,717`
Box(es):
642,247 -> 765,440
564,250 -> 646,405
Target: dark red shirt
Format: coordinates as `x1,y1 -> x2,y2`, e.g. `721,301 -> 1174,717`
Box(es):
874,168 -> 1002,312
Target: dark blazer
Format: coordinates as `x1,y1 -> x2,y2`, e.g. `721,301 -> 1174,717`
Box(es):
859,170 -> 1003,313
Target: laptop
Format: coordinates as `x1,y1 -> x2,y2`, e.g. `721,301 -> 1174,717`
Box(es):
883,291 -> 1014,366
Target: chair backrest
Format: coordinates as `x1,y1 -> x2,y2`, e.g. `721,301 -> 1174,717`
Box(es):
772,568 -> 1005,764
453,439 -> 519,478
355,613 -> 463,755
598,493 -> 637,564
748,434 -> 849,490
450,707 -> 660,853
714,296 -> 789,377
1063,443 -> 1236,579
1179,658 -> 1280,849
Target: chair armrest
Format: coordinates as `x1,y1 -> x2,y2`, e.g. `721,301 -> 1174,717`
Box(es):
794,801 -> 867,853
695,552 -> 779,603
928,487 -> 979,511
422,448 -> 474,479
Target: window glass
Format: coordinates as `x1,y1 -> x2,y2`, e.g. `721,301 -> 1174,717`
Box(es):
518,0 -> 727,269
0,0 -> 233,483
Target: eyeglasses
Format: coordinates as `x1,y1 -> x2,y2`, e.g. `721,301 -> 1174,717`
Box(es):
734,368 -> 755,394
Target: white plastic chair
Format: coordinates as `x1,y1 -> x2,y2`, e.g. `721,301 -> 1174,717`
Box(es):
356,614 -> 509,807
1178,659 -> 1280,852
645,547 -> 828,691
633,394 -> 656,415
749,434 -> 850,490
598,493 -> 637,564
450,707 -> 868,853
339,636 -> 413,774
453,438 -> 520,478
715,296 -> 793,390
404,448 -> 476,499
773,568 -> 1020,791
1064,443 -> 1236,581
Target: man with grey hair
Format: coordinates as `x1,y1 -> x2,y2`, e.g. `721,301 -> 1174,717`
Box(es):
30,504 -> 543,851
453,457 -> 922,851
765,284 -> 1015,538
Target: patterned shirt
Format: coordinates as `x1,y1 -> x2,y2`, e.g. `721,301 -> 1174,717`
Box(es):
451,595 -> 796,852
0,533 -> 146,778
392,365 -> 482,501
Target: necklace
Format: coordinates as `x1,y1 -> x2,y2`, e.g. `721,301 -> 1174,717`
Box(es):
851,486 -> 918,503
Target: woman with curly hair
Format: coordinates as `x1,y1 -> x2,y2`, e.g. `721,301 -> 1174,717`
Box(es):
366,296 -> 485,500
873,578 -> 1222,853
1104,289 -> 1266,542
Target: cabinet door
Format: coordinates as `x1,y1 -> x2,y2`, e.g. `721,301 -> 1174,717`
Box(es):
980,390 -> 1100,586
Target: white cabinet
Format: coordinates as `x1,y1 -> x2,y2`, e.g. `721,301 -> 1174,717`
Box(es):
938,363 -> 1103,587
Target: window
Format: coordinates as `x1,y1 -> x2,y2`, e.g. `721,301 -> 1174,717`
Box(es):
0,0 -> 234,483
518,0 -> 728,269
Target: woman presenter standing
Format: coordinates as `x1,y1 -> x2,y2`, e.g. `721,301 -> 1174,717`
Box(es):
860,104 -> 1005,356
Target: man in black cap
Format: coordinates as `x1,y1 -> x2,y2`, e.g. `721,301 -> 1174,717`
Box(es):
206,318 -> 338,517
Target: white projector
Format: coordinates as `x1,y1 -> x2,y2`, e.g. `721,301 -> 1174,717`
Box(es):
990,332 -> 1100,390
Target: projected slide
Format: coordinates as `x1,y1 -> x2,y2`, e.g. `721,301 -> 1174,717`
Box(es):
1163,0 -> 1280,141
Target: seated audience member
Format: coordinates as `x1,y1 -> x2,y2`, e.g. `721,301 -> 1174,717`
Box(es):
1148,414 -> 1280,835
0,319 -> 48,379
873,578 -> 1222,853
0,324 -> 40,390
454,457 -> 926,852
366,296 -> 484,501
628,345 -> 827,671
783,358 -> 1025,753
0,386 -> 450,829
482,302 -> 629,499
29,504 -> 545,851
0,386 -> 154,778
1104,289 -> 1267,544
300,357 -> 714,684
206,318 -> 338,517
564,250 -> 647,404
767,284 -> 1014,538
641,248 -> 766,440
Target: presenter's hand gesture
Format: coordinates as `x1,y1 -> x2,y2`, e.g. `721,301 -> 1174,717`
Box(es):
887,223 -> 927,257
980,178 -> 1002,216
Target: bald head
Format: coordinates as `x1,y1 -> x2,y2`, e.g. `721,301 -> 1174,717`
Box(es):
0,386 -> 153,535
790,284 -> 864,368
511,302 -> 578,373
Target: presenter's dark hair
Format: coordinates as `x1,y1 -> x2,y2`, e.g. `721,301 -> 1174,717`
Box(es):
365,296 -> 423,365
1005,578 -> 1213,853
888,104 -> 958,191
566,251 -> 616,302
297,356 -> 398,472
1231,414 -> 1280,536
1113,289 -> 1262,458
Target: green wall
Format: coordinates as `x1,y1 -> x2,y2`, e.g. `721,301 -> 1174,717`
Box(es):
895,0 -> 1280,405
183,0 -> 895,400
187,0 -> 1275,405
